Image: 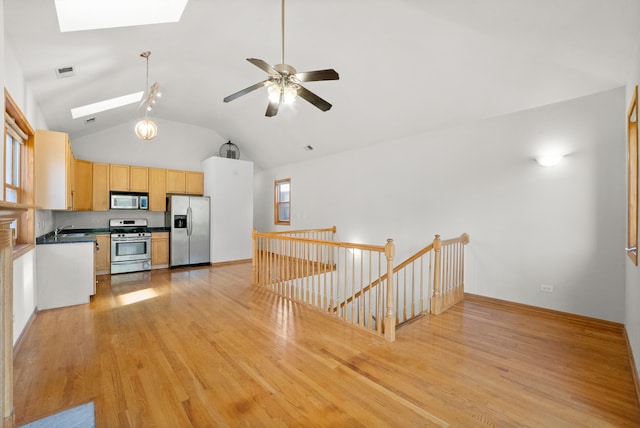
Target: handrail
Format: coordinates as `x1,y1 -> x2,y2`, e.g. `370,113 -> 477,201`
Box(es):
253,233 -> 386,252
259,226 -> 337,235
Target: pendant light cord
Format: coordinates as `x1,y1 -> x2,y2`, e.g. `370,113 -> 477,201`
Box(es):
141,51 -> 151,118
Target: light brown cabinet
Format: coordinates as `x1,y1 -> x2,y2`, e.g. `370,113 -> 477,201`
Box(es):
149,168 -> 167,212
130,166 -> 149,192
73,158 -> 93,211
95,234 -> 111,274
166,170 -> 204,195
92,162 -> 110,211
34,130 -> 74,210
110,164 -> 129,191
110,164 -> 148,192
186,171 -> 204,195
166,169 -> 186,194
151,232 -> 169,267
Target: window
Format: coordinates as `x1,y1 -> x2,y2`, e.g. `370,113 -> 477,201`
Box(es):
4,88 -> 36,253
274,178 -> 290,225
5,125 -> 23,203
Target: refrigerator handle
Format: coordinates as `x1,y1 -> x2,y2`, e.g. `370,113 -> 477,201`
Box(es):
187,206 -> 193,236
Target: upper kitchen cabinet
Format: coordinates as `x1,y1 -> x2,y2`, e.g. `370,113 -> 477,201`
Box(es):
130,166 -> 149,192
148,168 -> 167,211
35,130 -> 73,210
93,162 -> 109,211
166,169 -> 185,194
166,170 -> 204,195
109,164 -> 129,191
73,158 -> 93,211
110,164 -> 148,192
186,171 -> 204,195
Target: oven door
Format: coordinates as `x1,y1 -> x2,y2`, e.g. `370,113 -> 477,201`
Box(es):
111,236 -> 151,262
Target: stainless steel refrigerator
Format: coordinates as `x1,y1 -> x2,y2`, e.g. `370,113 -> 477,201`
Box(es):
166,195 -> 210,267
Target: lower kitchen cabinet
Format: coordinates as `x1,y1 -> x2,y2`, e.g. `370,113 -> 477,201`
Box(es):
151,232 -> 169,268
95,234 -> 111,274
36,242 -> 95,310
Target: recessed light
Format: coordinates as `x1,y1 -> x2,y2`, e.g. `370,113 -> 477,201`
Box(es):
71,91 -> 144,119
54,0 -> 189,32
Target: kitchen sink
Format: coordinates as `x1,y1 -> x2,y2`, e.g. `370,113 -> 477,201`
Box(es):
58,232 -> 93,238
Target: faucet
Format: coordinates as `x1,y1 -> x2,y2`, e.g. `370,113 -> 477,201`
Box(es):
54,225 -> 73,238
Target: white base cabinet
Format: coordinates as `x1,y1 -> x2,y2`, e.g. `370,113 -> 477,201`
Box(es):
36,243 -> 95,310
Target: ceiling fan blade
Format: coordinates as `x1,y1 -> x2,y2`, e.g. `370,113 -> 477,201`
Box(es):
265,91 -> 282,117
223,80 -> 272,103
247,58 -> 280,76
296,85 -> 332,112
295,69 -> 339,82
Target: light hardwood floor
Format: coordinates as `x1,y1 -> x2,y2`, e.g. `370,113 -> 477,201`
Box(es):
13,263 -> 640,426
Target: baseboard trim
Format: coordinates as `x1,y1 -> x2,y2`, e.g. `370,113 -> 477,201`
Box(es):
13,308 -> 37,358
464,293 -> 624,329
211,259 -> 251,267
623,328 -> 640,406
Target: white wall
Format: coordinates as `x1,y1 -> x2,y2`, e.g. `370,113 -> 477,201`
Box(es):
72,119 -> 228,172
4,38 -> 46,346
255,88 -> 626,322
625,41 -> 640,380
12,250 -> 34,345
202,156 -> 253,263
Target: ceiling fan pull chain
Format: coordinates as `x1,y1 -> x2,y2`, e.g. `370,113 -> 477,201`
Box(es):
281,0 -> 285,65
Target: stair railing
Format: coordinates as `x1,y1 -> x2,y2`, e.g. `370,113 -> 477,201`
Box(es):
252,228 -> 397,341
252,227 -> 469,341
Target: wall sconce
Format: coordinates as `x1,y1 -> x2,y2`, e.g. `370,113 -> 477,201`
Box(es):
535,154 -> 564,167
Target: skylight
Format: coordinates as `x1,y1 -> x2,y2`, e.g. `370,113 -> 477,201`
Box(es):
71,92 -> 144,119
54,0 -> 189,32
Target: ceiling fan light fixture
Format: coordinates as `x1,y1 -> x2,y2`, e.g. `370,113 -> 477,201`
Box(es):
135,118 -> 158,141
268,84 -> 297,104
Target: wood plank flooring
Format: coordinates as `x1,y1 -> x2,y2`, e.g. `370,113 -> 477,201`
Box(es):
13,263 -> 640,426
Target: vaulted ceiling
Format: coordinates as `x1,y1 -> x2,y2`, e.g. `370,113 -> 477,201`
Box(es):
4,0 -> 640,169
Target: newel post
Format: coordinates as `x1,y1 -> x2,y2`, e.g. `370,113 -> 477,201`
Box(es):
384,239 -> 396,342
251,229 -> 258,285
431,234 -> 442,314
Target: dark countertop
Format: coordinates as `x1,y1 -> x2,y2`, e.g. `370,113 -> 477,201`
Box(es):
36,227 -> 171,245
36,231 -> 98,245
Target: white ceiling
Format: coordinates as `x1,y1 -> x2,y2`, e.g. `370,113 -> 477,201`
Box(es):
4,0 -> 640,169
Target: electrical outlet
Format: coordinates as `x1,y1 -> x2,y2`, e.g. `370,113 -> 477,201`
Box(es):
540,284 -> 554,293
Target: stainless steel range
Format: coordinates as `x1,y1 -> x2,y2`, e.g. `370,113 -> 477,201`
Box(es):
110,219 -> 151,274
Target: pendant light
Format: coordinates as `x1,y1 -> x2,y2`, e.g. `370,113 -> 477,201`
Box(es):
135,51 -> 161,141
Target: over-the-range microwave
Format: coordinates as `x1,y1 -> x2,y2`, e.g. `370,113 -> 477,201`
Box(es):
110,192 -> 148,210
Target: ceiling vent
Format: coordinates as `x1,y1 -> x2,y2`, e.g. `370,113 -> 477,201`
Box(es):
55,66 -> 75,79
84,117 -> 96,124
304,145 -> 314,151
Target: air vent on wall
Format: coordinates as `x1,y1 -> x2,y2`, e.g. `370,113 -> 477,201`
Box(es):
55,66 -> 75,79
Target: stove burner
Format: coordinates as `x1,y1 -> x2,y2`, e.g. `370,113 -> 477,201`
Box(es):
110,227 -> 148,234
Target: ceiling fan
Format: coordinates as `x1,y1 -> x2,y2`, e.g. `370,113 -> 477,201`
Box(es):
223,0 -> 339,117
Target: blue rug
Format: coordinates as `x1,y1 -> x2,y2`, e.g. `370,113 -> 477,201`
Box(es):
19,402 -> 95,428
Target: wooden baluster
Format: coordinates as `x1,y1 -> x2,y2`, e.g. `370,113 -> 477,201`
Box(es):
384,239 -> 395,342
432,235 -> 442,314
251,229 -> 257,285
419,256 -> 424,314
